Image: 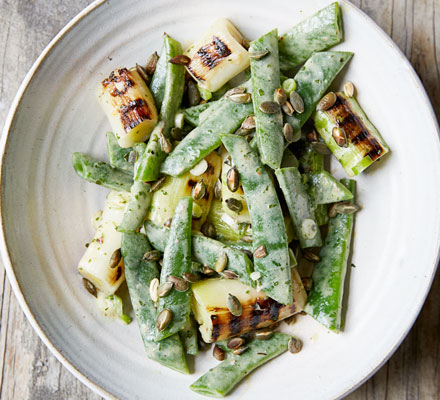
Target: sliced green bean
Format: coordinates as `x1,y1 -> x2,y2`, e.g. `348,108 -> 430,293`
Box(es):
308,171 -> 354,204
135,35 -> 185,182
293,51 -> 353,128
144,222 -> 254,288
150,40 -> 168,109
279,2 -> 343,71
276,167 -> 322,249
155,197 -> 193,341
118,181 -> 152,232
250,29 -> 284,169
190,333 -> 291,397
305,179 -> 356,332
160,96 -> 253,177
72,152 -> 133,192
179,316 -> 199,356
221,134 -> 292,305
121,232 -> 189,374
105,132 -> 133,173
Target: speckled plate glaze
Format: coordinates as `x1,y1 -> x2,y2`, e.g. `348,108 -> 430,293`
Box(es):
1,1 -> 439,399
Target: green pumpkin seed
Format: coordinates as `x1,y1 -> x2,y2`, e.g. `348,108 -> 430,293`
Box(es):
143,249 -> 161,262
329,202 -> 360,217
182,272 -> 200,283
109,248 -> 122,268
332,126 -> 347,147
302,250 -> 320,263
274,88 -> 287,106
192,179 -> 206,201
213,345 -> 225,361
344,81 -> 355,97
159,132 -> 172,154
283,123 -> 294,143
214,179 -> 222,200
169,54 -> 191,65
167,275 -> 189,292
82,278 -> 97,297
164,218 -> 172,228
225,87 -> 246,97
158,281 -> 173,297
149,278 -> 159,303
255,330 -> 274,340
203,266 -> 216,275
215,252 -> 228,273
151,176 -> 167,192
227,293 -> 242,316
225,198 -> 243,213
226,167 -> 239,192
220,270 -> 239,280
249,49 -> 269,59
316,92 -> 337,111
227,337 -> 245,349
259,101 -> 280,114
288,337 -> 303,354
254,244 -> 267,258
156,309 -> 173,331
127,150 -> 138,164
289,91 -> 304,114
229,93 -> 252,104
192,202 -> 203,219
241,115 -> 256,131
201,221 -> 216,238
232,346 -> 248,355
145,52 -> 159,75
281,101 -> 294,116
187,80 -> 201,107
136,64 -> 149,84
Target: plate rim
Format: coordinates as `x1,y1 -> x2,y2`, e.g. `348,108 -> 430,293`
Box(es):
0,1 -> 439,399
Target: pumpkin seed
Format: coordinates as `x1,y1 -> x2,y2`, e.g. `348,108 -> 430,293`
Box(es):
281,101 -> 294,116
189,159 -> 208,176
182,272 -> 200,283
241,115 -> 256,131
158,281 -> 173,297
143,249 -> 161,262
283,123 -> 294,143
234,127 -> 249,136
259,101 -> 280,114
170,127 -> 182,141
254,244 -> 267,258
127,150 -> 138,163
249,49 -> 269,59
192,202 -> 203,219
310,141 -> 331,155
316,92 -> 337,111
159,133 -> 172,154
201,221 -> 216,238
289,91 -> 304,114
288,337 -> 303,354
250,271 -> 261,281
301,219 -> 318,239
225,198 -> 243,213
109,248 -> 122,268
156,309 -> 173,331
203,266 -> 216,275
226,167 -> 239,192
344,81 -> 355,97
227,293 -> 242,316
225,87 -> 246,97
164,218 -> 172,228
274,88 -> 287,106
214,179 -> 222,200
227,337 -> 245,349
145,51 -> 159,75
167,275 -> 189,292
149,278 -> 159,303
284,315 -> 297,325
332,126 -> 347,147
302,250 -> 320,263
82,278 -> 97,297
136,63 -> 149,84
215,252 -> 228,273
192,179 -> 206,201
329,202 -> 360,217
220,270 -> 239,279
242,235 -> 253,243
229,93 -> 252,104
242,38 -> 250,49
151,176 -> 167,192
213,345 -> 225,361
169,54 -> 191,65
232,346 -> 248,355
187,80 -> 201,107
306,130 -> 318,143
255,330 -> 274,340
301,277 -> 313,291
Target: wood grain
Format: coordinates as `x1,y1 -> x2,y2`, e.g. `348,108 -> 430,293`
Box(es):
0,1 -> 439,399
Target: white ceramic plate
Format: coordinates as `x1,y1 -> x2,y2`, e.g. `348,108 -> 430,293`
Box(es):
1,0 -> 439,399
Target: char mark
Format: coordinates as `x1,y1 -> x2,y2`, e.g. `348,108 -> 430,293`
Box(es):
119,98 -> 152,131
327,95 -> 384,161
102,68 -> 134,96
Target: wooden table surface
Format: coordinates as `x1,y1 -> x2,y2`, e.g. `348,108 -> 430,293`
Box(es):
0,1 -> 439,399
